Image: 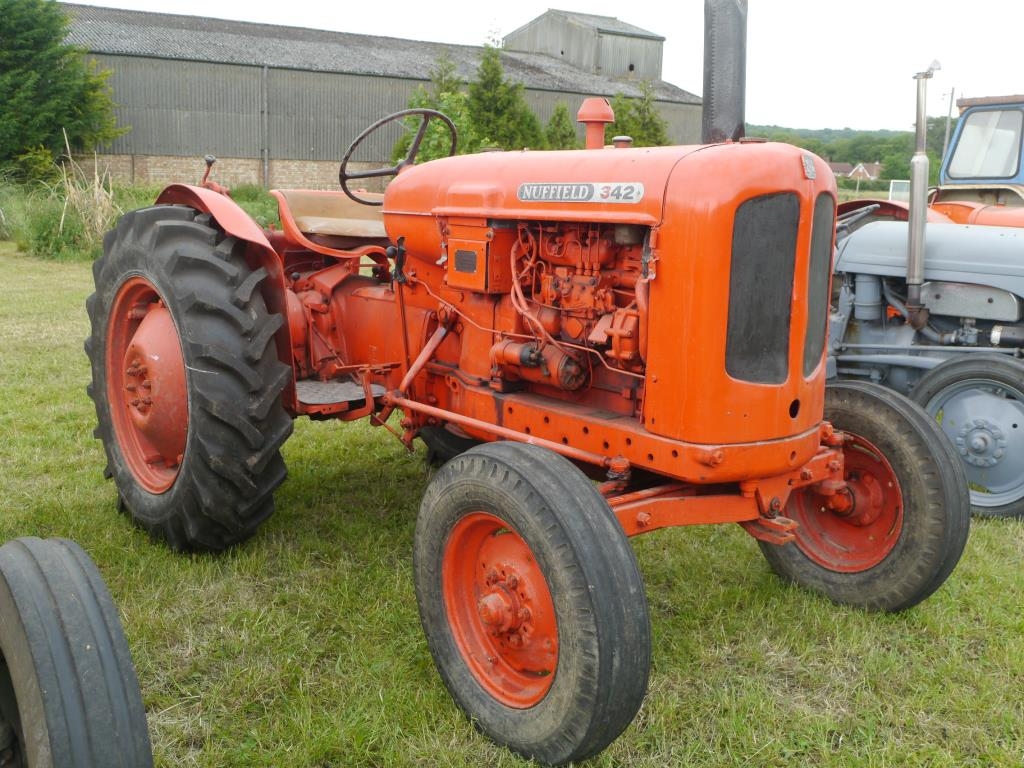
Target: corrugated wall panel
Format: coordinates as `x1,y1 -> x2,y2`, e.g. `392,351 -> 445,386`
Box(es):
268,70 -> 420,161
92,55 -> 699,164
96,55 -> 261,157
596,35 -> 662,80
506,21 -> 598,74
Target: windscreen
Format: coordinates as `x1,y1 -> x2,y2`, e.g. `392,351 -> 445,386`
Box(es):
947,108 -> 1023,179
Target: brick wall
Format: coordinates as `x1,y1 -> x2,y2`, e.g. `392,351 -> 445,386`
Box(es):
74,154 -> 387,192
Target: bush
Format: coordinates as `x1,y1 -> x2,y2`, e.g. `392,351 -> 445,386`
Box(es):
231,183 -> 280,228
11,146 -> 61,184
1,155 -> 121,260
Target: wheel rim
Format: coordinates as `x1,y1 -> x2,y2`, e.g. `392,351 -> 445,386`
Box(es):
786,434 -> 903,572
0,659 -> 24,768
441,512 -> 558,708
106,276 -> 188,493
923,378 -> 1024,507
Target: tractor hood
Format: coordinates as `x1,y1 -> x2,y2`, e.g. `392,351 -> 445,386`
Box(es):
381,145 -> 701,257
835,220 -> 1024,296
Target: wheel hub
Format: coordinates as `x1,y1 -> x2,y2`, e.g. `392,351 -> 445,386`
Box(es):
107,278 -> 189,493
786,434 -> 903,572
956,419 -> 1007,468
442,512 -> 558,708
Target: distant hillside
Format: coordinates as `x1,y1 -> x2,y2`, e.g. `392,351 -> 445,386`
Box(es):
746,125 -> 908,143
741,118 -> 953,182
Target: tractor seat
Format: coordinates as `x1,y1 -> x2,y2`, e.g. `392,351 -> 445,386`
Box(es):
273,189 -> 386,239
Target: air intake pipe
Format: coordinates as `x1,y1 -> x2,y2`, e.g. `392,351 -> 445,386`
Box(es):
702,0 -> 748,143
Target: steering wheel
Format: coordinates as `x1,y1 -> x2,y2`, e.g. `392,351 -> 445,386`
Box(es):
339,108 -> 458,206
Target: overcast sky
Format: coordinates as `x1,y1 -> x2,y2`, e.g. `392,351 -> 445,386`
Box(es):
76,0 -> 1019,131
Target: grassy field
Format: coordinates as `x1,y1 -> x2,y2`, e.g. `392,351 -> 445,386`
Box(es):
1,240 -> 1023,767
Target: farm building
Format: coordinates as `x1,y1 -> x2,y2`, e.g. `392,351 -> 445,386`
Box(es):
61,3 -> 702,189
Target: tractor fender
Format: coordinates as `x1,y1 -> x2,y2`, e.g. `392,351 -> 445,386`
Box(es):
154,184 -> 296,407
837,198 -> 954,223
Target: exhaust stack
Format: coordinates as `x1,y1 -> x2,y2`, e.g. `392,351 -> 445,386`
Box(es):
906,60 -> 941,328
702,0 -> 748,143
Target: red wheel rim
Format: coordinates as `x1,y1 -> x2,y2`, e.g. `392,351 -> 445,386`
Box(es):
441,512 -> 558,708
786,434 -> 903,572
106,277 -> 188,494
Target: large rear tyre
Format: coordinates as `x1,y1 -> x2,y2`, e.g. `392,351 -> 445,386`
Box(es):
86,206 -> 293,551
910,353 -> 1024,518
413,442 -> 650,765
0,537 -> 152,767
759,382 -> 970,612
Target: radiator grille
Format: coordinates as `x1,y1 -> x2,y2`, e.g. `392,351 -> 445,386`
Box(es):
803,194 -> 836,376
725,193 -> 799,384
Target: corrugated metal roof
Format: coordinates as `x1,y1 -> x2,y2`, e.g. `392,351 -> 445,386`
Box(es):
60,3 -> 699,104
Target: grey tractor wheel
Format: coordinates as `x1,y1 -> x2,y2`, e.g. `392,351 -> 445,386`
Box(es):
0,537 -> 152,767
911,353 -> 1024,518
413,442 -> 651,765
759,381 -> 970,612
86,205 -> 293,551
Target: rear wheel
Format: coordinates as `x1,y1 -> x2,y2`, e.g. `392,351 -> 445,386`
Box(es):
418,424 -> 480,466
0,538 -> 152,767
414,442 -> 650,765
86,206 -> 293,551
759,382 -> 970,611
910,354 -> 1024,518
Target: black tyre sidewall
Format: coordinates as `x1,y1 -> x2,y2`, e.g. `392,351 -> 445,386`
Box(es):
414,442 -> 650,765
760,382 -> 970,611
0,537 -> 152,767
911,353 -> 1024,518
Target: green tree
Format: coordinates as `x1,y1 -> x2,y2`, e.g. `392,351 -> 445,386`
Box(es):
392,54 -> 480,163
0,0 -> 123,174
545,103 -> 579,150
467,46 -> 544,150
607,82 -> 670,147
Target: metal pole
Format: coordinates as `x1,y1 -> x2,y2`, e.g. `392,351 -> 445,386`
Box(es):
905,60 -> 940,328
261,65 -> 270,189
942,88 -> 955,159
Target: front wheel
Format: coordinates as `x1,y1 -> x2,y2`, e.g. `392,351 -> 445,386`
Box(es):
414,442 -> 650,765
0,538 -> 152,767
910,354 -> 1024,518
759,381 -> 970,612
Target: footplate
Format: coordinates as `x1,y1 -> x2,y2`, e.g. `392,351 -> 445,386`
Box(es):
296,379 -> 386,406
740,516 -> 798,545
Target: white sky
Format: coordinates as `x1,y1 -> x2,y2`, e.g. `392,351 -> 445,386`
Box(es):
80,0 -> 1020,131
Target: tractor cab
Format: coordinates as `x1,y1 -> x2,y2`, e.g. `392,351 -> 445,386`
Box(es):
932,95 -> 1024,224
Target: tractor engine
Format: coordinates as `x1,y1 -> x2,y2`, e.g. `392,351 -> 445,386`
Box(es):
270,141 -> 840,485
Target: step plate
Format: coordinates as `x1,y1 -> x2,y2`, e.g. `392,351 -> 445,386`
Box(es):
296,379 -> 386,406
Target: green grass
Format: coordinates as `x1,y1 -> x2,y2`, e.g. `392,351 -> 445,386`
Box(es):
2,240 -> 1024,766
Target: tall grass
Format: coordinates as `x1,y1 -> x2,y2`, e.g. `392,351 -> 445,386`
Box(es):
0,172 -> 278,262
0,155 -> 122,261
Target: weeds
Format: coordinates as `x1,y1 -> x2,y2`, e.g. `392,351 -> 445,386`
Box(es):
0,144 -> 120,261
1,171 -> 279,260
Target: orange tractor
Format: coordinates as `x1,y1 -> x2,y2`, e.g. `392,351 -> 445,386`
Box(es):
84,2 -> 969,762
